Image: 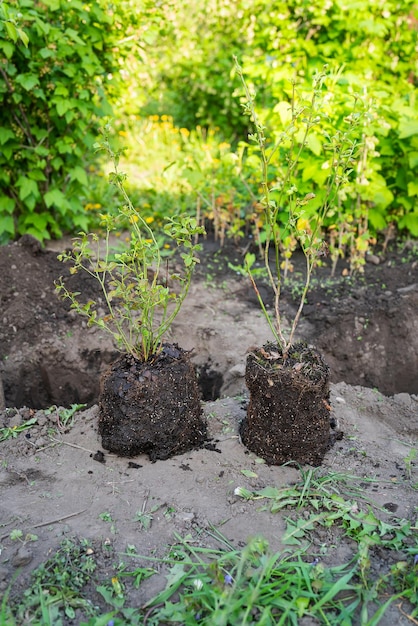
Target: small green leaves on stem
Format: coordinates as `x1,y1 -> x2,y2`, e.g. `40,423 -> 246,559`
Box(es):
56,126 -> 204,362
0,417 -> 37,442
234,58 -> 368,356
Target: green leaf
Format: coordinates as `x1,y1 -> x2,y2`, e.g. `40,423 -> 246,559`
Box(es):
274,100 -> 292,125
17,28 -> 29,47
398,213 -> 418,237
0,196 -> 15,214
65,27 -> 85,46
0,215 -> 15,237
69,165 -> 88,186
15,73 -> 40,91
82,62 -> 96,77
17,176 -> 39,201
56,138 -> 73,154
65,109 -> 76,123
62,65 -> 76,78
257,486 -> 280,498
282,513 -> 323,545
374,187 -> 394,208
72,212 -> 89,231
295,596 -> 310,617
22,213 -> 50,239
54,84 -> 69,97
2,145 -> 14,160
34,145 -> 50,157
398,119 -> 418,139
33,87 -> 46,101
0,127 -> 15,144
54,98 -> 73,116
23,195 -> 37,211
368,208 -> 387,231
44,188 -> 68,209
407,181 -> 418,197
43,0 -> 60,9
367,176 -> 394,209
306,133 -> 322,156
29,169 -> 47,182
4,21 -> 18,42
245,252 -> 256,269
241,469 -> 258,478
310,569 -> 356,612
302,160 -> 328,185
10,529 -> 23,541
51,156 -> 64,170
0,40 -> 15,58
144,563 -> 188,606
39,47 -> 54,59
408,151 -> 418,169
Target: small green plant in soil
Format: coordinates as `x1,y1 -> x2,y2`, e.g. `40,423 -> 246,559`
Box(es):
134,504 -> 160,531
234,58 -> 369,356
0,416 -> 37,442
131,521 -> 417,625
9,528 -> 38,544
56,125 -> 204,362
44,403 -> 87,431
2,538 -> 97,624
403,446 -> 418,483
136,469 -> 417,625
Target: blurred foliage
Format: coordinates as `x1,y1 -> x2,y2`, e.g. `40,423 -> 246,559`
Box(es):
0,0 -> 417,253
0,0 -> 147,242
142,0 -> 417,247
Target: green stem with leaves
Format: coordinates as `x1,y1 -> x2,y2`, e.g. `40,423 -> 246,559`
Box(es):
56,125 -> 204,361
234,57 -> 368,357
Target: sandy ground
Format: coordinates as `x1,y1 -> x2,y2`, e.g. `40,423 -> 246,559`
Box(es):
0,381 -> 417,624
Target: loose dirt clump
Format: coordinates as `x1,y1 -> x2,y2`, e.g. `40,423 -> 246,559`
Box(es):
98,345 -> 207,460
241,342 -> 333,466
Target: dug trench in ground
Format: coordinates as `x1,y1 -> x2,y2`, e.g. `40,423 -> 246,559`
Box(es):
0,236 -> 417,409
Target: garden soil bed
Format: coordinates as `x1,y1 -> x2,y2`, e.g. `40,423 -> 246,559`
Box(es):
0,235 -> 417,623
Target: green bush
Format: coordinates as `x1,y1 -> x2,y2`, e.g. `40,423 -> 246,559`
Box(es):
142,0 -> 417,239
240,0 -> 418,239
0,0 -> 141,243
2,0 -> 416,245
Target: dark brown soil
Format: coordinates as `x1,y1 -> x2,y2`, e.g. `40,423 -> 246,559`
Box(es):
0,235 -> 417,409
241,342 -> 333,466
0,235 -> 118,409
98,346 -> 207,460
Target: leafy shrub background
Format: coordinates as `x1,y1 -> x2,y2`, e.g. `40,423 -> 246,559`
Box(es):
0,0 -> 417,245
0,0 -> 145,242
143,0 -> 417,240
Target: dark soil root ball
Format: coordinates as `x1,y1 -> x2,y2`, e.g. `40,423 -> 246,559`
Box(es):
98,344 -> 207,461
240,342 -> 333,466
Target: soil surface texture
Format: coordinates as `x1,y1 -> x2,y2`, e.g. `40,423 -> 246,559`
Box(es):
0,234 -> 417,624
242,342 -> 332,466
0,235 -> 417,409
98,347 -> 206,460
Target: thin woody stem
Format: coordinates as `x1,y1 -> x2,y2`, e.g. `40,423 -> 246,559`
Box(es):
247,269 -> 282,348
